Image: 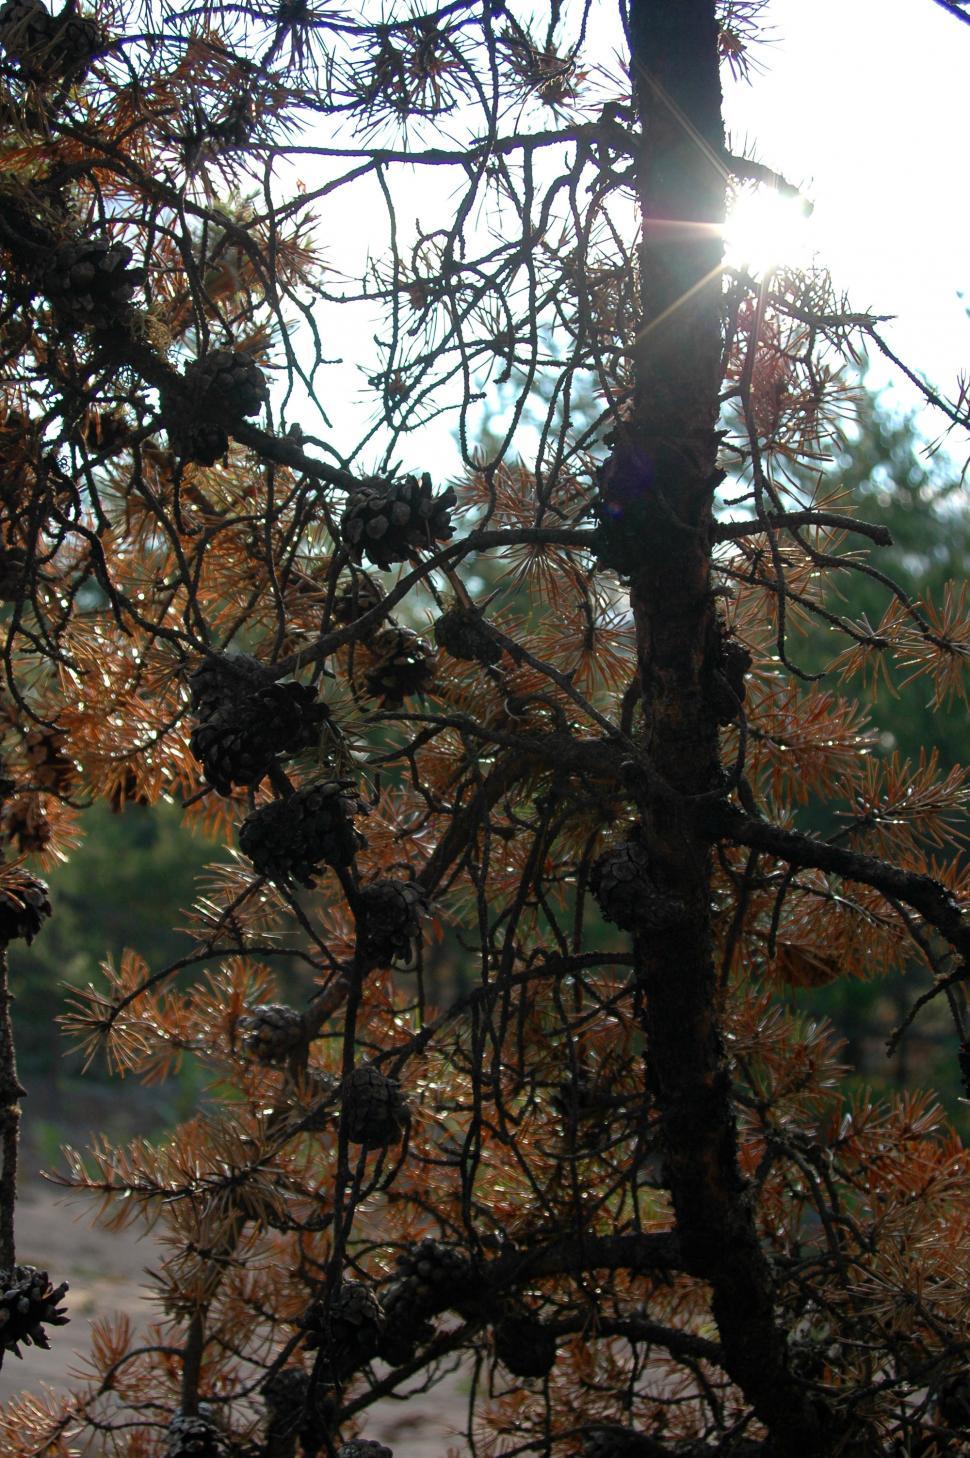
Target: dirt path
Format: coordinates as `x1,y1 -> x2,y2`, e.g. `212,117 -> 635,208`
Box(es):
0,1184 -> 471,1456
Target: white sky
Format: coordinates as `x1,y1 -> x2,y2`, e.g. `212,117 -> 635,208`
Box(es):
723,0 -> 970,430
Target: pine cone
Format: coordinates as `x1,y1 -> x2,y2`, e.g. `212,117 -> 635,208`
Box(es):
589,841 -> 687,935
238,780 -> 364,887
378,1239 -> 478,1364
164,1413 -> 225,1458
0,1265 -> 67,1366
362,626 -> 436,707
0,0 -> 53,70
340,473 -> 456,570
938,1373 -> 970,1430
342,1064 -> 406,1150
3,794 -> 51,855
190,679 -> 328,795
45,4 -> 101,82
0,868 -> 51,945
184,348 -> 269,419
237,1003 -> 305,1063
332,572 -> 385,632
336,1442 -> 393,1458
189,652 -> 271,723
493,1309 -> 556,1378
356,878 -> 426,965
41,238 -> 144,330
168,417 -> 229,467
24,726 -> 74,793
301,1281 -> 385,1357
263,1367 -> 332,1450
433,606 -> 501,666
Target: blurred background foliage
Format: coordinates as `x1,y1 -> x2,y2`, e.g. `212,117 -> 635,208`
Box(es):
8,378 -> 969,1159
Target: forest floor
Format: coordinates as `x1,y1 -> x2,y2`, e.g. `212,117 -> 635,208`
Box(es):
0,1178 -> 471,1456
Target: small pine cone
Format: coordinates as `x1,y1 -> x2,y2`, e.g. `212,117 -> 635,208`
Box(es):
0,869 -> 51,945
342,1065 -> 406,1151
336,1442 -> 393,1458
340,473 -> 456,570
332,572 -> 385,632
362,626 -> 436,707
24,726 -> 74,793
41,238 -> 144,330
184,348 -> 269,420
164,1413 -> 225,1458
356,878 -> 426,965
190,680 -> 328,795
237,1003 -> 305,1063
589,841 -> 687,935
492,1310 -> 556,1378
0,1265 -> 68,1365
238,780 -> 364,887
263,1366 -> 332,1449
189,652 -> 271,723
0,545 -> 29,602
433,606 -> 501,666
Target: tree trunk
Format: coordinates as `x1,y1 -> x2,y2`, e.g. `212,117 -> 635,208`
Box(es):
624,4 -> 825,1452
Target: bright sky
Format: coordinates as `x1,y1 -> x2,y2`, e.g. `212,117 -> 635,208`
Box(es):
723,0 -> 970,431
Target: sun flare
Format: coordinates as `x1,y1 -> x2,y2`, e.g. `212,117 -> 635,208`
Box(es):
722,184 -> 814,276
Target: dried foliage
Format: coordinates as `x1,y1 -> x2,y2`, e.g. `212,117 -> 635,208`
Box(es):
0,0 -> 965,1456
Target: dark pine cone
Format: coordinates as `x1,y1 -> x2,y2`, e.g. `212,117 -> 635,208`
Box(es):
24,726 -> 75,793
332,571 -> 386,632
379,1239 -> 469,1365
0,870 -> 51,945
45,5 -> 102,81
0,0 -> 54,70
190,679 -> 328,796
0,1265 -> 68,1366
301,1280 -> 385,1361
362,626 -> 436,707
164,1413 -> 225,1458
188,652 -> 271,723
433,606 -> 502,666
238,780 -> 364,887
340,472 -> 456,570
166,350 -> 267,464
237,1002 -> 305,1063
356,878 -> 426,965
263,1367 -> 331,1451
336,1442 -> 394,1458
342,1064 -> 407,1151
938,1372 -> 970,1430
589,841 -> 687,935
493,1309 -> 557,1379
41,238 -> 144,330
185,348 -> 269,419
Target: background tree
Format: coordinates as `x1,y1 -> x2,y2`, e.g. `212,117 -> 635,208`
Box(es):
0,3 -> 967,1458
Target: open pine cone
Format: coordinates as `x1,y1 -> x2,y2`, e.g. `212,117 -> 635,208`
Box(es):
362,626 -> 436,707
41,238 -> 144,330
0,868 -> 51,945
0,1265 -> 68,1366
340,472 -> 456,570
433,605 -> 502,666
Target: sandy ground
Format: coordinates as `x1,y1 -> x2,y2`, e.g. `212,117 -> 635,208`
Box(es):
0,1182 -> 470,1456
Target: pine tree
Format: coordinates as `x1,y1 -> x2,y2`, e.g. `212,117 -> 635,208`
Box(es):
0,2 -> 967,1456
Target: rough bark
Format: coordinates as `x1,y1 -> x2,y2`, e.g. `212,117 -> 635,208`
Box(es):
624,4 -> 827,1452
